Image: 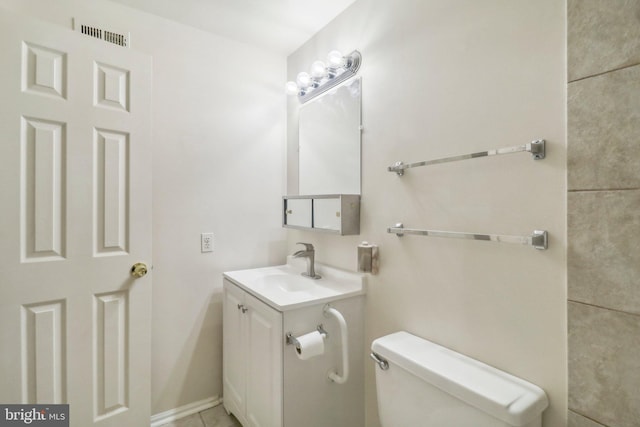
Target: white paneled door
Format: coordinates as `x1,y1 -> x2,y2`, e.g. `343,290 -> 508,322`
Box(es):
0,9 -> 152,427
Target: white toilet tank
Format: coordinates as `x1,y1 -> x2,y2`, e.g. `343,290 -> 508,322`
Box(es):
371,331 -> 548,427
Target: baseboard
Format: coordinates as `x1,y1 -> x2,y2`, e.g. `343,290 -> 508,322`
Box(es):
150,395 -> 222,427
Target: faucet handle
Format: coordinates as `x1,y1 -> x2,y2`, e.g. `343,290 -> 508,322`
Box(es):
296,242 -> 315,251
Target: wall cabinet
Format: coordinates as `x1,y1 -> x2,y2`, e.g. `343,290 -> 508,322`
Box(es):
223,279 -> 283,427
282,194 -> 360,235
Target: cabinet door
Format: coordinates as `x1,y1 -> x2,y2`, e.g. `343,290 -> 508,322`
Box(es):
313,197 -> 342,231
223,280 -> 247,425
245,293 -> 283,427
284,198 -> 312,228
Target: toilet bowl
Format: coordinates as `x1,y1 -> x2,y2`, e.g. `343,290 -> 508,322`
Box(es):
371,331 -> 548,427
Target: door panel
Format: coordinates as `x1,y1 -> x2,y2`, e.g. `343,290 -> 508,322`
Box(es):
245,293 -> 282,427
21,299 -> 67,403
94,291 -> 128,420
94,129 -> 129,256
223,280 -> 247,423
0,9 -> 151,427
21,117 -> 66,262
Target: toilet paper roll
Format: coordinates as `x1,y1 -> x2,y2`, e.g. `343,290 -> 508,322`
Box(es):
295,330 -> 325,360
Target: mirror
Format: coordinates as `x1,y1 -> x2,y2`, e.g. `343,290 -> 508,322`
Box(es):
298,77 -> 361,195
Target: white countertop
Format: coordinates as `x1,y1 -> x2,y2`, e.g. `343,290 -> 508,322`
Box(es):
223,257 -> 366,311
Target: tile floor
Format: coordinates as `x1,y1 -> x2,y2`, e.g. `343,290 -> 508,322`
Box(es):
159,404 -> 241,427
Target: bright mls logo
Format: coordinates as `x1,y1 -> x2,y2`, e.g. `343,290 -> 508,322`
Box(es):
0,405 -> 68,426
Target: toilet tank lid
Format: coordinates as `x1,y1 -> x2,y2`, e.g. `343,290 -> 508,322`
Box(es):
371,331 -> 549,427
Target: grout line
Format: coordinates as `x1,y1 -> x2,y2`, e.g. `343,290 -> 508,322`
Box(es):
568,409 -> 608,426
568,188 -> 640,193
568,299 -> 640,318
568,62 -> 640,83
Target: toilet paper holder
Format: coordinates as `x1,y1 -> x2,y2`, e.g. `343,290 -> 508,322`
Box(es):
286,324 -> 328,347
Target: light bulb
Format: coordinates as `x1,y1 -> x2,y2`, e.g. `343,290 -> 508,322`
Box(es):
296,71 -> 311,89
310,60 -> 327,79
285,81 -> 299,95
327,50 -> 345,68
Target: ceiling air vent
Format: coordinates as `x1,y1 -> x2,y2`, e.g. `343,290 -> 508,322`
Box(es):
73,18 -> 130,48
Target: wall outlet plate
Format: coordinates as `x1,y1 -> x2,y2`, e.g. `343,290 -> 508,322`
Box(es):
201,233 -> 214,252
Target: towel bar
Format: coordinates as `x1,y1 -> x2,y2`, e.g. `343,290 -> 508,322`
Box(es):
388,139 -> 545,176
387,223 -> 548,250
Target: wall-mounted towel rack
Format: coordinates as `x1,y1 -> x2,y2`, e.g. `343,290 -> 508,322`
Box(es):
388,139 -> 545,176
387,223 -> 548,250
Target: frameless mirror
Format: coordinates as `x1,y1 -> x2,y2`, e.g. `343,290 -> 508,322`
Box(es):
298,77 -> 361,195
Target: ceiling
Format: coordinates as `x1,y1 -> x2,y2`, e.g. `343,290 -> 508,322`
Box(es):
108,0 -> 358,54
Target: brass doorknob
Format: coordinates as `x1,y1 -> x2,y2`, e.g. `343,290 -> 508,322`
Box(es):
131,262 -> 148,278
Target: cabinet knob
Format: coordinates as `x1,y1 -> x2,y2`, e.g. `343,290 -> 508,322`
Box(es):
286,209 -> 293,215
237,304 -> 248,313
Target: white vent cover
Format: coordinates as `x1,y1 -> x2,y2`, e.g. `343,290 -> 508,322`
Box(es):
72,18 -> 130,48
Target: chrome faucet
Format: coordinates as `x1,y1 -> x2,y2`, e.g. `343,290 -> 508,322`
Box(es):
293,242 -> 321,279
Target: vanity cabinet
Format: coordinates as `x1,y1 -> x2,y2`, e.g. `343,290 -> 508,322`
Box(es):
223,262 -> 366,427
282,194 -> 360,235
223,279 -> 283,427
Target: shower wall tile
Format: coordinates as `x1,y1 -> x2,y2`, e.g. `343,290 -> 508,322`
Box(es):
568,0 -> 640,82
568,302 -> 640,427
568,411 -> 606,427
567,65 -> 640,191
568,190 -> 640,314
568,2 -> 640,427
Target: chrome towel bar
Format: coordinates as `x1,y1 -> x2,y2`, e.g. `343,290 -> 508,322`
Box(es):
388,139 -> 545,176
387,223 -> 548,250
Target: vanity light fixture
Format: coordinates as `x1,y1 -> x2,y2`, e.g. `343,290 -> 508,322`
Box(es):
286,50 -> 362,103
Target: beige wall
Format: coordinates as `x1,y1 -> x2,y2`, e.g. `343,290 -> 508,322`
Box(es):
0,0 -> 287,416
567,1 -> 640,426
287,1 -> 567,425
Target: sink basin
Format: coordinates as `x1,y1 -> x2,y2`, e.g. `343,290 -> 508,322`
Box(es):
223,257 -> 366,311
261,274 -> 313,292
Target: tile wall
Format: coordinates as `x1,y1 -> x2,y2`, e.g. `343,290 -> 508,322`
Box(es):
567,1 -> 640,426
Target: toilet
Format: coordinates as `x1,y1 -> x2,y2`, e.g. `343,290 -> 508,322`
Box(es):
371,331 -> 548,427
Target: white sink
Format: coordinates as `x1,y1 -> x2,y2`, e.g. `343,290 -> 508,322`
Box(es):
262,274 -> 313,292
223,256 -> 366,311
